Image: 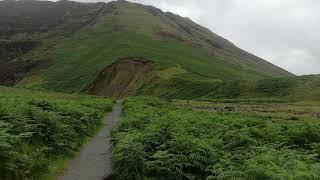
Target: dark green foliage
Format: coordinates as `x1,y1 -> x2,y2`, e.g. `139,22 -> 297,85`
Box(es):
210,80 -> 241,98
0,91 -> 113,179
163,78 -> 222,99
180,75 -> 320,101
256,78 -> 296,96
155,78 -> 241,99
112,96 -> 320,179
140,75 -> 320,101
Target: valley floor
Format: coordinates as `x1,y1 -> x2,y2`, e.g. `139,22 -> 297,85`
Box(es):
1,86 -> 320,180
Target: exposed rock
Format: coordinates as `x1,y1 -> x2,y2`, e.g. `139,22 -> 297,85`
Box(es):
0,40 -> 39,63
312,112 -> 320,118
0,61 -> 37,86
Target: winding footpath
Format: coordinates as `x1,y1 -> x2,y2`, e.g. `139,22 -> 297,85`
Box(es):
57,101 -> 122,180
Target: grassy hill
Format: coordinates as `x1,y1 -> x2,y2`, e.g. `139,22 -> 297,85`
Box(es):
0,0 -> 293,98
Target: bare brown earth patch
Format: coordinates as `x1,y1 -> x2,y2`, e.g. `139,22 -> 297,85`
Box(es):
0,61 -> 37,86
0,58 -> 51,86
88,58 -> 152,98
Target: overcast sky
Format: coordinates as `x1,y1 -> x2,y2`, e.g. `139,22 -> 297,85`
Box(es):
60,0 -> 320,75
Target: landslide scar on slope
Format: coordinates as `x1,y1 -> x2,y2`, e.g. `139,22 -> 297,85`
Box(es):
88,58 -> 152,98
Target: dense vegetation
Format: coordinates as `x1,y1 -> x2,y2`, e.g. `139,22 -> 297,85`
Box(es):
112,96 -> 320,179
139,75 -> 320,101
0,87 -> 114,179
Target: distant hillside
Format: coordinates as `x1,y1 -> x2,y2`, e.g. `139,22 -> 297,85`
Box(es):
0,0 -> 293,98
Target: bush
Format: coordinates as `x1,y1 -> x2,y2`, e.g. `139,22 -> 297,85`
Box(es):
0,92 -> 113,179
112,96 -> 320,179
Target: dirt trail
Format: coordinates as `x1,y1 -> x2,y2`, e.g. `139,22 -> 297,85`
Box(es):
57,101 -> 122,180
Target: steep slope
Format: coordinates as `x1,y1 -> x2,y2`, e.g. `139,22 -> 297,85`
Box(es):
0,0 -> 293,97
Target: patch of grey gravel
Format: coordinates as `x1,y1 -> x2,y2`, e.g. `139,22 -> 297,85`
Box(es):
57,101 -> 122,180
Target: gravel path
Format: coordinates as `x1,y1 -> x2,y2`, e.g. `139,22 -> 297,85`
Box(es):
57,101 -> 122,180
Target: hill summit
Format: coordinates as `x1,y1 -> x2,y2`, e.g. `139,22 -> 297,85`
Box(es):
0,0 -> 293,98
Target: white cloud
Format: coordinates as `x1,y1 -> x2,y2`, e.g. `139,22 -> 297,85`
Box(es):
260,49 -> 319,75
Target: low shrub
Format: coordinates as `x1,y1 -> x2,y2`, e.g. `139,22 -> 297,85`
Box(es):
0,91 -> 113,179
112,96 -> 320,179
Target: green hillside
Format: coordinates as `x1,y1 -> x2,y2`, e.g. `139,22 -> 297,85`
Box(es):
0,0 -> 293,97
146,75 -> 320,101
